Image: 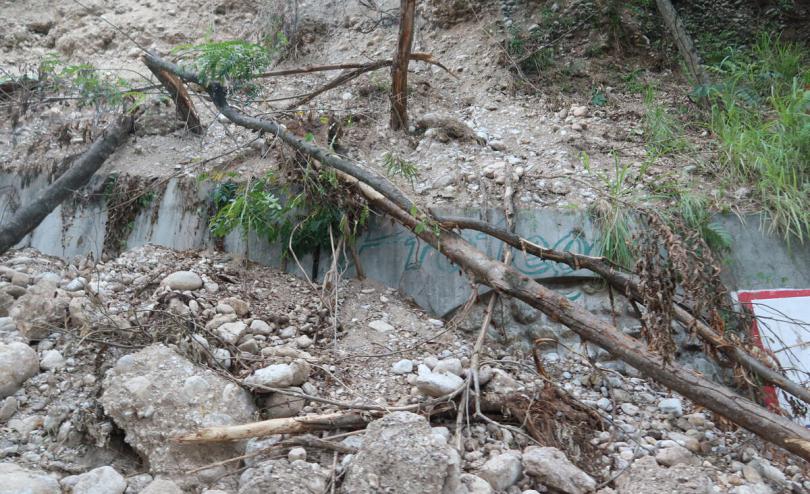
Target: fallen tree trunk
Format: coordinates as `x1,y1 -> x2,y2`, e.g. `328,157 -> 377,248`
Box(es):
0,115 -> 133,255
145,53 -> 810,462
434,215 -> 810,408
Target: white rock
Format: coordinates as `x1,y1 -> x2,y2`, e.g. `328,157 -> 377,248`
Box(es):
369,319 -> 394,332
261,387 -> 306,419
215,321 -> 247,345
40,349 -> 66,371
139,479 -> 183,494
572,105 -> 588,117
392,359 -> 414,374
750,459 -> 786,485
416,364 -> 464,397
423,356 -> 439,369
161,271 -> 203,291
596,397 -> 612,411
434,357 -> 463,376
655,444 -> 697,467
295,335 -> 313,349
658,398 -> 683,416
432,426 -> 451,444
522,446 -> 596,494
459,473 -> 494,494
100,345 -> 256,483
288,447 -> 307,462
0,463 -> 60,494
250,319 -> 273,335
71,466 -> 127,494
0,341 -> 39,397
0,396 -> 18,421
478,451 -> 522,491
213,348 -> 231,369
244,361 -> 310,389
63,278 -> 86,292
215,303 -> 235,315
620,403 -> 640,416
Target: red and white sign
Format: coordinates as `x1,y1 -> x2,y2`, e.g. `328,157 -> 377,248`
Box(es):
737,289 -> 810,426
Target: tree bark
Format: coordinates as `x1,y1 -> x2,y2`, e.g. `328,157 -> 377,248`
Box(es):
144,61 -> 203,134
0,116 -> 132,255
390,0 -> 416,130
655,0 -> 711,87
145,53 -> 810,462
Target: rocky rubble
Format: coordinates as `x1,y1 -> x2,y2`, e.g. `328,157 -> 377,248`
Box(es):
0,245 -> 806,493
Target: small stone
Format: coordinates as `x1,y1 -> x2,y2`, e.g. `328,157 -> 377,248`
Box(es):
40,350 -> 66,371
392,359 -> 414,374
261,387 -> 306,419
279,326 -> 297,338
369,320 -> 394,332
244,361 -> 310,389
658,398 -> 683,416
237,338 -> 260,354
0,342 -> 39,398
478,451 -> 523,491
250,319 -> 273,335
288,447 -> 307,462
620,403 -> 639,416
596,398 -> 612,411
161,271 -> 203,291
70,466 -> 127,494
742,464 -> 762,483
295,335 -> 313,349
11,272 -> 31,287
522,446 -> 595,494
63,278 -> 86,292
433,357 -> 463,376
460,473 -> 494,494
215,321 -> 247,345
416,364 -> 464,397
572,106 -> 588,117
213,348 -> 231,369
750,459 -> 785,485
655,445 -> 697,467
221,297 -> 249,317
215,303 -> 235,315
0,396 -> 18,421
139,479 -> 183,494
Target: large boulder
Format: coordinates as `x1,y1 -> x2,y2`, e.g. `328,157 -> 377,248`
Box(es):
522,446 -> 596,494
0,463 -> 60,494
9,280 -> 70,340
100,344 -> 257,487
238,459 -> 328,494
615,456 -> 713,494
0,341 -> 39,397
341,411 -> 461,494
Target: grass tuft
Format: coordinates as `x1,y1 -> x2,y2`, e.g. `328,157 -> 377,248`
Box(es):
706,33 -> 809,243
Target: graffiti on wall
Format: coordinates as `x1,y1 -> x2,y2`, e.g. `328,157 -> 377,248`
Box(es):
358,225 -> 595,276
